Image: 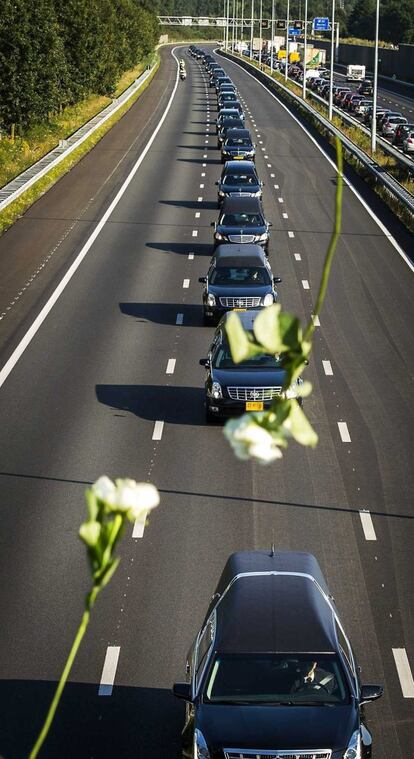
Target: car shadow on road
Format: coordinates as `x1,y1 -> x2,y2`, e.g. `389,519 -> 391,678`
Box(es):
146,242 -> 213,256
177,144 -> 216,150
119,302 -> 204,327
96,385 -> 205,426
0,680 -> 183,759
176,157 -> 222,165
159,199 -> 218,210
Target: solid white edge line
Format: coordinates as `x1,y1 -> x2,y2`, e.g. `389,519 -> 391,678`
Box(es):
152,420 -> 164,441
392,648 -> 414,698
223,56 -> 414,273
98,646 -> 120,696
0,49 -> 182,390
359,510 -> 377,541
338,421 -> 351,443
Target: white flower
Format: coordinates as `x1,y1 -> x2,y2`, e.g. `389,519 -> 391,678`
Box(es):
224,416 -> 283,464
91,477 -> 160,520
114,480 -> 160,520
92,476 -> 117,505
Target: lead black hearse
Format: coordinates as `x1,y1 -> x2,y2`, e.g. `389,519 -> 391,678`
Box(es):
173,550 -> 383,759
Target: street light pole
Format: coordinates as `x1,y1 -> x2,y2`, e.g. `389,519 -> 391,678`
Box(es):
235,0 -> 239,51
270,0 -> 275,74
259,0 -> 263,67
285,0 -> 290,81
250,0 -> 254,59
328,0 -> 335,120
302,0 -> 308,99
371,0 -> 380,153
226,0 -> 230,50
241,0 -> 244,48
232,0 -> 236,51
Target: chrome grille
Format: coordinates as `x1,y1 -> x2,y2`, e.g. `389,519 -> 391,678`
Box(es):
224,751 -> 332,759
219,296 -> 261,308
229,192 -> 254,197
227,386 -> 282,401
228,234 -> 255,243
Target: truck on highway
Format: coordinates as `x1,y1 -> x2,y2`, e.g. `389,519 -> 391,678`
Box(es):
346,64 -> 366,81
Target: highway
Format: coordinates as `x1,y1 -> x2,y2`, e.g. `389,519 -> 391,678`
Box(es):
332,68 -> 414,125
0,43 -> 413,758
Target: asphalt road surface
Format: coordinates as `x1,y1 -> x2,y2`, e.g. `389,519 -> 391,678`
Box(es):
0,44 -> 413,759
333,68 -> 414,124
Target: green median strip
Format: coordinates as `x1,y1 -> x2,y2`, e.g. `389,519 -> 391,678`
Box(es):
0,55 -> 160,237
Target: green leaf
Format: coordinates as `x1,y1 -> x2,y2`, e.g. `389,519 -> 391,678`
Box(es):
225,312 -> 251,362
283,402 -> 318,447
278,311 -> 302,351
98,557 -> 121,590
252,303 -> 282,353
79,521 -> 101,547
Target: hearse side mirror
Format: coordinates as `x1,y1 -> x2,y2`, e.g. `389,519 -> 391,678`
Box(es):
199,358 -> 209,366
260,181 -> 265,186
360,684 -> 384,705
273,276 -> 282,284
199,276 -> 207,284
173,682 -> 193,702
210,221 -> 216,227
215,181 -> 219,185
268,222 -> 273,227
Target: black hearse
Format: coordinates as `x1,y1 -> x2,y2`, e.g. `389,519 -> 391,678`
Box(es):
221,128 -> 255,163
199,244 -> 281,325
216,160 -> 262,204
173,550 -> 383,758
212,197 -> 271,254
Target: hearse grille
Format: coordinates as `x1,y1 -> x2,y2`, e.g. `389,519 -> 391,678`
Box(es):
219,296 -> 261,308
224,751 -> 332,759
227,386 -> 282,401
228,235 -> 256,243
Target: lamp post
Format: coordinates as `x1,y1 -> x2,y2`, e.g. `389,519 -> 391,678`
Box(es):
259,0 -> 263,67
302,0 -> 308,99
328,0 -> 335,120
241,0 -> 244,49
250,0 -> 254,59
232,0 -> 236,51
270,0 -> 275,73
285,0 -> 290,81
225,0 -> 230,50
371,0 -> 380,153
235,0 -> 239,51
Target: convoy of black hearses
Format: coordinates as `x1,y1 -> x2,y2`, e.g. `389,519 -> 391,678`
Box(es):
176,46 -> 384,759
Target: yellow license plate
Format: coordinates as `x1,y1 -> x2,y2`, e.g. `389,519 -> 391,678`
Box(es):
246,402 -> 263,411
234,155 -> 244,159
233,308 -> 246,312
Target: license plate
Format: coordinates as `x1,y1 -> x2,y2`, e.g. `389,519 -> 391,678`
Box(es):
233,308 -> 246,312
246,401 -> 263,411
234,155 -> 244,159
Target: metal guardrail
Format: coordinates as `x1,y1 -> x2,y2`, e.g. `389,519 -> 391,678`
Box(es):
300,83 -> 414,172
0,61 -> 157,214
218,51 -> 414,220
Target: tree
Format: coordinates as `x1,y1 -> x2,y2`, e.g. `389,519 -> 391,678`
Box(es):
348,0 -> 376,40
380,0 -> 414,45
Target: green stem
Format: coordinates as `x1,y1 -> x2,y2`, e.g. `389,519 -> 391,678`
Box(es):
29,585 -> 100,759
303,137 -> 343,343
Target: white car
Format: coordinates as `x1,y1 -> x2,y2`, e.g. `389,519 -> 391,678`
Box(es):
382,116 -> 407,137
403,131 -> 414,153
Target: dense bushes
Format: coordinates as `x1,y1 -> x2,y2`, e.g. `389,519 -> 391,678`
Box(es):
0,0 -> 159,134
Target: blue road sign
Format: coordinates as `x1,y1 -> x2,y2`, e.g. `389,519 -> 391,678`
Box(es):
313,17 -> 330,31
289,28 -> 301,35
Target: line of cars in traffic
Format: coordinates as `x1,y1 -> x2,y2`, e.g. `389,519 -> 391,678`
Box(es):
180,46 -> 384,759
289,67 -> 414,153
189,45 -> 304,422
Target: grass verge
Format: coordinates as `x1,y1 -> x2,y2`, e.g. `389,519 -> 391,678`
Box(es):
0,55 -> 160,237
228,53 -> 414,232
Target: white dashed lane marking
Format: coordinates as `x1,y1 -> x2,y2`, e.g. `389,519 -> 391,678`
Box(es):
359,510 -> 377,541
288,231 -> 294,238
338,421 -> 351,443
183,279 -> 190,288
322,360 -> 333,375
166,358 -> 176,375
152,420 -> 164,441
98,647 -> 120,696
294,253 -> 301,261
312,314 -> 320,326
393,649 -> 414,698
176,313 -> 184,325
302,280 -> 310,290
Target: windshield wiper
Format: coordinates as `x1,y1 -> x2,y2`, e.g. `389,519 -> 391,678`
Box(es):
208,699 -> 295,706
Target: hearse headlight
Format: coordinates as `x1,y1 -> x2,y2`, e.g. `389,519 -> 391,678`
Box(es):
209,381 -> 222,399
263,293 -> 274,307
214,232 -> 225,241
256,232 -> 268,242
343,730 -> 362,759
218,190 -> 226,197
194,728 -> 211,758
207,293 -> 216,307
